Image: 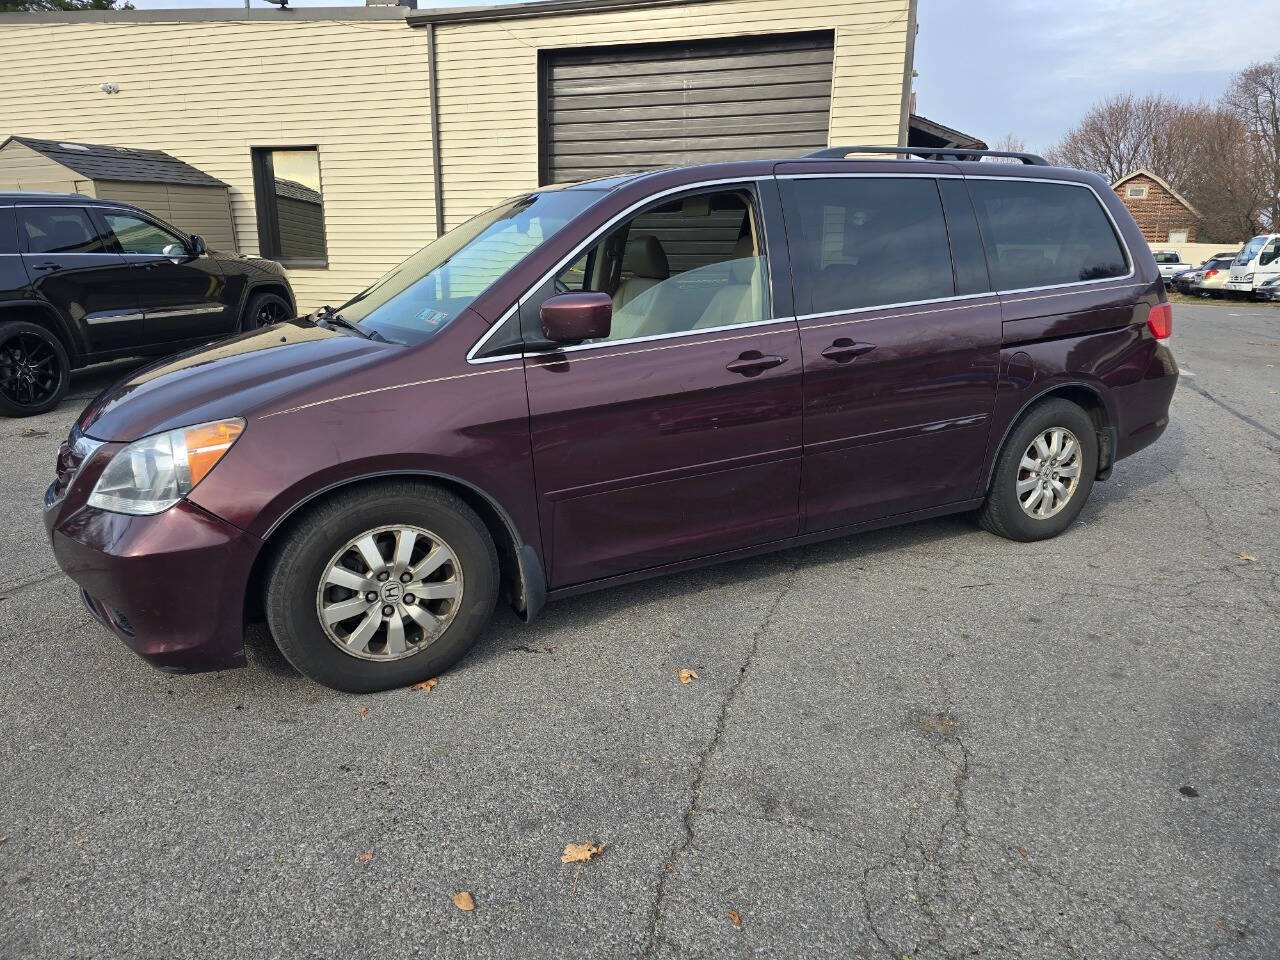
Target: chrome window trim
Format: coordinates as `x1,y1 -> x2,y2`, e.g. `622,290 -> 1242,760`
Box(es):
779,172 -> 964,180
466,176 -> 771,364
541,315 -> 798,357
467,172 -> 1142,363
795,290 -> 993,323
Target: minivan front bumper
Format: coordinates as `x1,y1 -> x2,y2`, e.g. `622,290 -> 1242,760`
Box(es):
44,491 -> 259,673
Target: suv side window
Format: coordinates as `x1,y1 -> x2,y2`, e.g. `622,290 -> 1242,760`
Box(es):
781,176 -> 955,315
102,212 -> 184,256
549,188 -> 768,343
966,179 -> 1128,290
19,206 -> 108,255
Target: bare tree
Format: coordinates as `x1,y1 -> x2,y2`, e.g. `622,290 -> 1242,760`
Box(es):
992,134 -> 1027,153
1045,93 -> 1208,191
1226,55 -> 1280,230
1047,88 -> 1273,241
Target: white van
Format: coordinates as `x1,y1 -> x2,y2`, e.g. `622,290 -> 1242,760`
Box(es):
1226,234 -> 1280,295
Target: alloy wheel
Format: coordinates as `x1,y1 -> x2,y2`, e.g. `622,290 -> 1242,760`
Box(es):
1016,426 -> 1082,519
0,332 -> 61,409
315,524 -> 463,661
257,299 -> 290,327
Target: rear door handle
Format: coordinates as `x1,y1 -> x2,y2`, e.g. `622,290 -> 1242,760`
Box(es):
726,351 -> 787,377
821,339 -> 876,363
31,261 -> 60,272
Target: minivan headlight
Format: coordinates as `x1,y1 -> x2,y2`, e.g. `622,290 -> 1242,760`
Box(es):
88,419 -> 244,515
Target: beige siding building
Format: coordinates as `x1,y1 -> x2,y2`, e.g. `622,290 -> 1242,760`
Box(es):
0,0 -> 920,311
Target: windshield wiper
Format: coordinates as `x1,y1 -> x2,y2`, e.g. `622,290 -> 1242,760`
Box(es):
319,312 -> 389,343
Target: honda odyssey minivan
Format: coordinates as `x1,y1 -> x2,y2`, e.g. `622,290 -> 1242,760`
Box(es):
44,148 -> 1178,692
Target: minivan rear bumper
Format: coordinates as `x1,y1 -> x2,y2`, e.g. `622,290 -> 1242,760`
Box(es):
44,493 -> 258,673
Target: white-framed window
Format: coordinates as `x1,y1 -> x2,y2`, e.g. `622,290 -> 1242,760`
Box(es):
1126,185 -> 1148,199
1168,230 -> 1189,244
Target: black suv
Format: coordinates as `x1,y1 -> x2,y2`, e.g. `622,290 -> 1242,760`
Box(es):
0,193 -> 295,417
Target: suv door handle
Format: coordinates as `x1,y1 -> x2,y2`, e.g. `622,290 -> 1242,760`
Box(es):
821,339 -> 876,363
31,261 -> 60,272
726,351 -> 787,377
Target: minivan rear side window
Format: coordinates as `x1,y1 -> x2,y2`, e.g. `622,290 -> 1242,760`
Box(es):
781,176 -> 954,315
966,179 -> 1128,290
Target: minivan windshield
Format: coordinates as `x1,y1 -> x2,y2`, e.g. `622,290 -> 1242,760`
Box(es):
331,189 -> 603,344
1235,235 -> 1269,265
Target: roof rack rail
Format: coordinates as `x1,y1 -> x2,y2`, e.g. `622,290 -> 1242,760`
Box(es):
804,145 -> 1049,166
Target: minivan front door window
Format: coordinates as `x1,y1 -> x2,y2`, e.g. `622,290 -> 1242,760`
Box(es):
550,189 -> 768,343
332,190 -> 603,346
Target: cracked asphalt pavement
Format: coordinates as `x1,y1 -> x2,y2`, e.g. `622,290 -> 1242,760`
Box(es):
2,301 -> 1278,959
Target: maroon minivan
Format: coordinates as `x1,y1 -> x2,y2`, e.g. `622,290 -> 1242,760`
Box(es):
44,148 -> 1177,692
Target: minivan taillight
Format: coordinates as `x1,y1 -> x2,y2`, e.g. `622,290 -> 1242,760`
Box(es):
1147,303 -> 1172,340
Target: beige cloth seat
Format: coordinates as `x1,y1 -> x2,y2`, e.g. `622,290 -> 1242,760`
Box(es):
693,235 -> 765,330
615,235 -> 669,310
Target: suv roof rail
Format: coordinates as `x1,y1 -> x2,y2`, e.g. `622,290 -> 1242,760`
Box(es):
804,145 -> 1050,166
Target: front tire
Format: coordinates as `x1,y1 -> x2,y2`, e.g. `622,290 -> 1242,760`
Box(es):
978,398 -> 1098,542
241,290 -> 292,331
264,481 -> 499,693
0,320 -> 70,417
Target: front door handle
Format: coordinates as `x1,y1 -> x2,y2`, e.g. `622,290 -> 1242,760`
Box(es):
31,261 -> 60,272
821,339 -> 876,363
726,351 -> 787,377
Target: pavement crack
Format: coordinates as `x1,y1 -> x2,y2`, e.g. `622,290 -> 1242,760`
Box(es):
638,556 -> 802,959
1178,378 -> 1280,443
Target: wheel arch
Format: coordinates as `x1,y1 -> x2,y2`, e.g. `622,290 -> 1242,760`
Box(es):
243,470 -> 546,631
0,299 -> 83,365
983,380 -> 1117,494
240,281 -> 296,325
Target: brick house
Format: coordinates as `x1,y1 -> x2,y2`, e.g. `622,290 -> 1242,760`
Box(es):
1112,169 -> 1200,243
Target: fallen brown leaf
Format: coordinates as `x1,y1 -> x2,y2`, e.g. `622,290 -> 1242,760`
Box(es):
359,706 -> 369,718
20,428 -> 48,438
411,677 -> 439,692
561,842 -> 604,864
1238,553 -> 1258,564
678,668 -> 698,685
728,908 -> 742,927
73,837 -> 88,848
358,851 -> 374,862
452,891 -> 475,911
1016,845 -> 1028,859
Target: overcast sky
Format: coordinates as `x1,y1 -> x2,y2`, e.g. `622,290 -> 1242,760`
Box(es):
122,0 -> 1280,152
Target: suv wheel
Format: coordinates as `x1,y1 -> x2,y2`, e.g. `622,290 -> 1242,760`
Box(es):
978,398 -> 1098,542
0,320 -> 70,417
241,291 -> 292,331
264,481 -> 499,693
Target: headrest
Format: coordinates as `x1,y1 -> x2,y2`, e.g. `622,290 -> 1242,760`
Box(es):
623,235 -> 669,280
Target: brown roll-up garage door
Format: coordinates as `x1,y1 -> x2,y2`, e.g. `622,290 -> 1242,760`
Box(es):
539,31 -> 835,185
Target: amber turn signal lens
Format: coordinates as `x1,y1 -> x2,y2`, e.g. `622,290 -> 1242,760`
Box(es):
183,420 -> 244,487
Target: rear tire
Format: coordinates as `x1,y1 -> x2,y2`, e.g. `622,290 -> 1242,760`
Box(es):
978,398 -> 1098,542
0,320 -> 70,417
264,481 -> 499,693
241,291 -> 292,331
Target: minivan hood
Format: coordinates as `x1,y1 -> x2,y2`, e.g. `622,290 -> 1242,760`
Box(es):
79,321 -> 397,442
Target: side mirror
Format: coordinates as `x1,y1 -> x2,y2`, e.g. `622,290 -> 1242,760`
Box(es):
190,235 -> 207,256
539,292 -> 612,343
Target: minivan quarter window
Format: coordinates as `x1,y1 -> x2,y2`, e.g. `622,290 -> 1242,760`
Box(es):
781,176 -> 955,315
967,179 -> 1129,291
